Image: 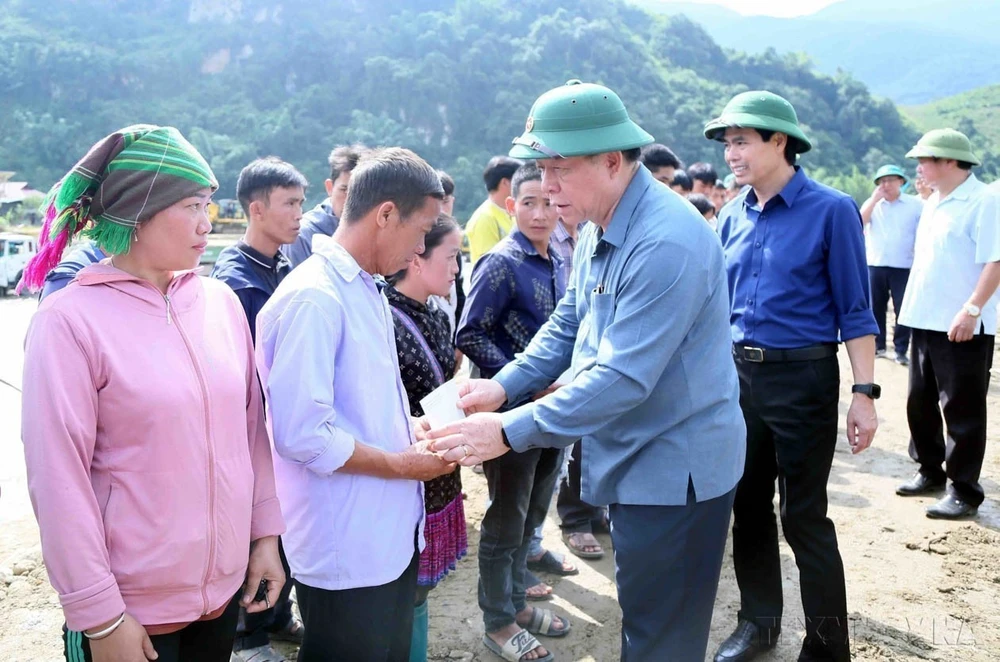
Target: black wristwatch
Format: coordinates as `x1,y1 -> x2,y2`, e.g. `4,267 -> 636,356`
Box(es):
852,383 -> 881,400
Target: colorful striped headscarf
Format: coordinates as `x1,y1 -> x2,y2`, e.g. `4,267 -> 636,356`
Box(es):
18,124 -> 218,292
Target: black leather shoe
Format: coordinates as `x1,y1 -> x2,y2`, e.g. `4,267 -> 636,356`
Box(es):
926,494 -> 978,519
896,472 -> 946,496
714,620 -> 779,662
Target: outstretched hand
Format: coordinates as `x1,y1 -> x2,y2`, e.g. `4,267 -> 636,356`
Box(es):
427,413 -> 508,466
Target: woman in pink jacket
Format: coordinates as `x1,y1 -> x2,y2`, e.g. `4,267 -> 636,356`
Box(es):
19,125 -> 286,662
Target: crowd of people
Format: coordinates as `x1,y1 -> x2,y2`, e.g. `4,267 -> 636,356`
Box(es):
15,78 -> 1000,662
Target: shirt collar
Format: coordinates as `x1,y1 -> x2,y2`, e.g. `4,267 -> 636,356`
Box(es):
236,240 -> 288,272
939,173 -> 979,203
511,229 -> 543,257
601,165 -> 653,248
744,166 -> 809,210
552,220 -> 574,246
312,235 -> 363,283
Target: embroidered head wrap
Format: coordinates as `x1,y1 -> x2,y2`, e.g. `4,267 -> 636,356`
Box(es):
18,124 -> 217,292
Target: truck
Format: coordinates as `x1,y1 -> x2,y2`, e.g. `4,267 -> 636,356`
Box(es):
0,233 -> 37,296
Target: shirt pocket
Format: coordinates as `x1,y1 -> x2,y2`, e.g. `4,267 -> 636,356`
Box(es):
105,471 -> 206,594
589,292 -> 616,341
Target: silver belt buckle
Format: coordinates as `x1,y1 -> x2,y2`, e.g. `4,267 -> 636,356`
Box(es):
744,346 -> 765,363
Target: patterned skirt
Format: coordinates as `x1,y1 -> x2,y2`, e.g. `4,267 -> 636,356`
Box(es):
418,493 -> 468,586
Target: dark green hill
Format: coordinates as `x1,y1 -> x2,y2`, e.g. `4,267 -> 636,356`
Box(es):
0,0 -> 926,220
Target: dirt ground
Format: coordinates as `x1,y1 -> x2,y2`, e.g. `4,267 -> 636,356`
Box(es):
1,294 -> 999,661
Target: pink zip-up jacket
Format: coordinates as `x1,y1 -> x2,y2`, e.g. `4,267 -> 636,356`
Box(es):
21,264 -> 285,632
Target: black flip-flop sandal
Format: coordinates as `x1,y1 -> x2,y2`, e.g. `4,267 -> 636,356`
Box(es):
527,550 -> 579,576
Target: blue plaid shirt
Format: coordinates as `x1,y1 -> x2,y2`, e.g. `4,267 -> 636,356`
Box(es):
457,230 -> 566,380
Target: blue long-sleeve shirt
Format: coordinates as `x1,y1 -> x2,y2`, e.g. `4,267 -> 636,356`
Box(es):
494,165 -> 746,507
717,167 -> 878,348
457,230 -> 566,380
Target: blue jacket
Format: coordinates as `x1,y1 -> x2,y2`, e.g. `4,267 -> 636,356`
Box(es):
280,202 -> 338,269
210,241 -> 290,342
495,166 -> 746,506
40,241 -> 107,301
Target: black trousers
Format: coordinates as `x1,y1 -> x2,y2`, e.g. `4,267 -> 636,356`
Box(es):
233,537 -> 295,651
869,266 -> 911,354
732,354 -> 851,662
63,593 -> 241,662
479,446 -> 561,632
611,482 -> 735,662
556,440 -> 606,534
295,550 -> 419,662
907,328 -> 993,506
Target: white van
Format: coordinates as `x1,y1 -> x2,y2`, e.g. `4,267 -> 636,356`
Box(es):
0,233 -> 38,296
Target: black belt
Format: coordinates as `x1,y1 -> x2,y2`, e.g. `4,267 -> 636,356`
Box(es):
733,343 -> 838,363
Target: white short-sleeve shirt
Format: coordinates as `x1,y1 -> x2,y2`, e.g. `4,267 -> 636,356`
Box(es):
899,174 -> 1000,334
865,194 -> 923,268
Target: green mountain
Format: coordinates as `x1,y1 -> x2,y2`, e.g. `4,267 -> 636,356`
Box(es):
903,84 -> 1000,163
0,0 -> 928,220
635,0 -> 1000,105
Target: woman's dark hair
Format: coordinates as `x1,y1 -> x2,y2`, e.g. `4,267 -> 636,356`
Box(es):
386,213 -> 461,285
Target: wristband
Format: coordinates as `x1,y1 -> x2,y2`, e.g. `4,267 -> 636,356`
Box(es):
84,612 -> 126,640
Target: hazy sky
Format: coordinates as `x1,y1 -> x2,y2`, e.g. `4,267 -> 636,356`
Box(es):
650,0 -> 842,17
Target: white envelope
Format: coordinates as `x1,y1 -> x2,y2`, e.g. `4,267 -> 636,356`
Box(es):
420,378 -> 467,429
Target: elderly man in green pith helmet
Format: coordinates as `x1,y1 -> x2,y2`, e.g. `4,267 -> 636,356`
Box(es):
895,128 -> 1000,520
425,79 -> 746,662
860,164 -> 924,366
706,90 -> 880,662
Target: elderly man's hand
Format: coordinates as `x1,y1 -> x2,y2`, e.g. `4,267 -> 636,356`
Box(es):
427,413 -> 508,466
457,379 -> 508,414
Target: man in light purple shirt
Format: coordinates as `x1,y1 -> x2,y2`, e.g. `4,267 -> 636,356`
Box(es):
256,148 -> 454,662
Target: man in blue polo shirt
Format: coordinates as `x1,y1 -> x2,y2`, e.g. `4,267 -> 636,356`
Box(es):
211,157 -> 308,662
706,91 -> 880,662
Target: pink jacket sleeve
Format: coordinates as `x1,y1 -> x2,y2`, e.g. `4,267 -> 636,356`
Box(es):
21,308 -> 126,632
242,309 -> 285,542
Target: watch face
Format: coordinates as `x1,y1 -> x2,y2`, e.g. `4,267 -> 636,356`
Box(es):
871,384 -> 882,398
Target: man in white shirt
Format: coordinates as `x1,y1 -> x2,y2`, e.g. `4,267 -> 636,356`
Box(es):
896,129 -> 1000,520
256,148 -> 456,660
861,164 -> 923,364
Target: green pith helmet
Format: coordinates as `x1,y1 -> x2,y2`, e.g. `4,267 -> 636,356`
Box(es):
703,90 -> 812,153
509,80 -> 654,160
873,164 -> 908,185
905,128 -> 981,166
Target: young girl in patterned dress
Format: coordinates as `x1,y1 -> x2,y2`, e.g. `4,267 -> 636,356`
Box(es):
386,213 -> 467,661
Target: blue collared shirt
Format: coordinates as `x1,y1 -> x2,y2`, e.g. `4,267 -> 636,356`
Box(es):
256,236 -> 423,591
457,230 -> 566,380
211,241 -> 291,343
494,165 -> 745,507
717,167 -> 879,349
